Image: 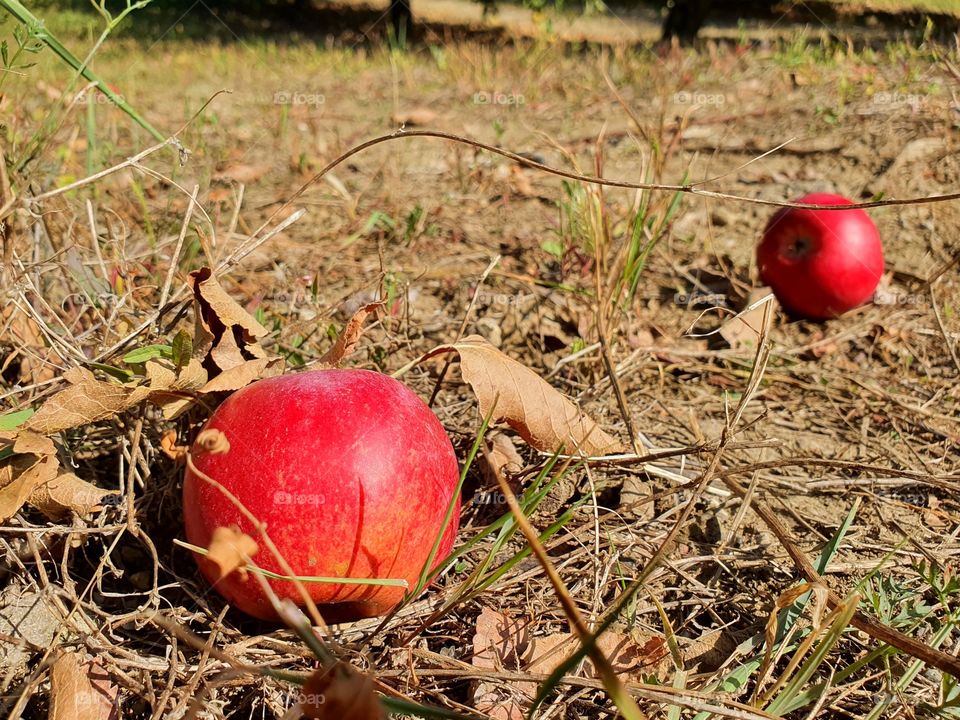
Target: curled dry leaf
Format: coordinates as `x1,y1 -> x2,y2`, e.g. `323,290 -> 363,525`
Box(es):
320,302 -> 383,366
424,336 -> 623,456
0,454 -> 60,522
194,429 -> 230,455
189,267 -> 283,392
159,430 -> 189,463
145,358 -> 208,419
49,652 -> 118,720
28,472 -> 115,521
480,433 -> 524,497
206,526 -> 258,581
301,661 -> 386,720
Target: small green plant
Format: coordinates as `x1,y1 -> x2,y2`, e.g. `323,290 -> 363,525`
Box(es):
1,0 -> 164,172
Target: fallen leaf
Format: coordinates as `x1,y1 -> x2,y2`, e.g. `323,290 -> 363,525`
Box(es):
28,472 -> 115,520
206,526 -> 258,581
147,357 -> 208,418
321,303 -> 383,366
473,607 -> 533,671
301,661 -> 386,720
424,336 -> 622,456
0,455 -> 60,522
189,268 -> 283,391
471,608 -> 533,720
23,368 -> 150,435
199,357 -> 280,393
190,268 -> 269,349
49,652 -> 118,720
480,432 -> 523,493
719,288 -> 773,350
391,108 -> 437,126
10,430 -> 56,457
0,586 -> 63,675
159,430 -> 188,463
526,631 -> 670,680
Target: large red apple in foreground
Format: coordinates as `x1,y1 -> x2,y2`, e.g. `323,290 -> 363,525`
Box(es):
757,193 -> 884,320
183,369 -> 461,622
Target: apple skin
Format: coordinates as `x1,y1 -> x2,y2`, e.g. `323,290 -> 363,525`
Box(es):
182,369 -> 461,622
757,193 -> 884,320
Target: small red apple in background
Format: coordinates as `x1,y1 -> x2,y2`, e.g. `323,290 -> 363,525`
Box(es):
182,369 -> 461,622
757,193 -> 884,320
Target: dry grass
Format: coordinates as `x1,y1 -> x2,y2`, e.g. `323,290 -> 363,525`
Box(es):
1,6 -> 959,719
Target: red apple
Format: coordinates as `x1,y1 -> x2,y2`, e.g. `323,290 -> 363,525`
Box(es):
182,369 -> 461,622
757,193 -> 884,320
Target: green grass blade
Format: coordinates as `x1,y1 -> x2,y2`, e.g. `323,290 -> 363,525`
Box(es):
0,0 -> 165,142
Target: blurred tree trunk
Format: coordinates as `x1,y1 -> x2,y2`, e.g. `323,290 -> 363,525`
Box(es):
661,0 -> 711,42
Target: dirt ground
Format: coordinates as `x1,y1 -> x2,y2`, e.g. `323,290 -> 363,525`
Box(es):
1,4 -> 959,719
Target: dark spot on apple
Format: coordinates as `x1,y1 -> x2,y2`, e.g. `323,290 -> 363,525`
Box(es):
783,236 -> 811,260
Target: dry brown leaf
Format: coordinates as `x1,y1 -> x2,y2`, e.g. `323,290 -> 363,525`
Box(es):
425,336 -> 622,456
12,431 -> 56,457
321,302 -> 383,366
0,455 -> 60,522
189,268 -> 283,392
49,652 -> 118,720
471,608 -> 535,720
526,630 -> 671,680
147,358 -> 208,419
190,267 -> 268,344
23,368 -> 150,436
199,357 -> 281,393
28,472 -> 114,520
301,661 -> 386,720
472,607 -> 533,671
480,433 -> 523,494
719,289 -> 772,350
206,526 -> 258,581
159,430 -> 189,463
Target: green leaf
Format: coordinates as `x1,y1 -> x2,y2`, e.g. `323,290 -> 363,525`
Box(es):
170,330 -> 192,370
541,239 -> 564,258
0,408 -> 34,431
122,344 -> 172,364
86,361 -> 133,382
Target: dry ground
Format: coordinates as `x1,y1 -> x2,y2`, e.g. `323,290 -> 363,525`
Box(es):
1,5 -> 959,719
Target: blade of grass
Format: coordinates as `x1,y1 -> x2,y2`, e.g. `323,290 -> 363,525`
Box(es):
0,0 -> 165,144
